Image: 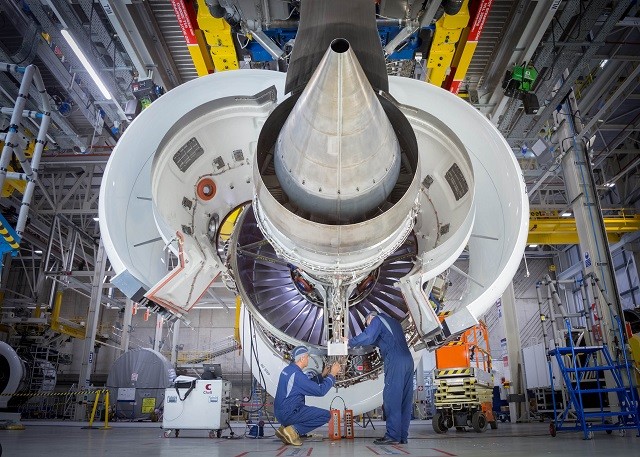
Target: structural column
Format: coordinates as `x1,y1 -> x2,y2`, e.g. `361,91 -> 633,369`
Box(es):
171,320 -> 181,365
153,313 -> 164,352
500,282 -> 525,422
557,88 -> 624,349
120,298 -> 133,352
624,238 -> 640,298
75,238 -> 107,420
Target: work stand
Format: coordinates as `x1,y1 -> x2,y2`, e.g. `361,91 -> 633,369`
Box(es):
548,317 -> 640,440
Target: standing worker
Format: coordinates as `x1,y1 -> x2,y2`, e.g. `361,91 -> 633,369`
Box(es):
274,346 -> 341,446
345,311 -> 414,445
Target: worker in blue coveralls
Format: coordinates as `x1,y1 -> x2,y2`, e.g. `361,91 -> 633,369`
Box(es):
344,311 -> 414,445
274,346 -> 341,446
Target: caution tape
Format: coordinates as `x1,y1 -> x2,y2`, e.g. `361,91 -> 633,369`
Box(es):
0,223 -> 20,249
436,368 -> 472,376
0,389 -> 107,397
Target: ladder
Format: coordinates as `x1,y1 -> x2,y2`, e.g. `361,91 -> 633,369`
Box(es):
548,317 -> 640,439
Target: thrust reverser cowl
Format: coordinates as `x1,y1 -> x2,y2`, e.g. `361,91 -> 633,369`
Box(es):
274,39 -> 401,224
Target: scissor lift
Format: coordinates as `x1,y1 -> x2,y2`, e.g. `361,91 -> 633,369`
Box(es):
432,318 -> 497,433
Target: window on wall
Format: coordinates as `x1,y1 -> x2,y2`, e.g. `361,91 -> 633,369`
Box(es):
555,241 -> 640,333
612,247 -> 639,310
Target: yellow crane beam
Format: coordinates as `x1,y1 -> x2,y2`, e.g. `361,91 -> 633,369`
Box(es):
195,0 -> 239,72
426,1 -> 470,87
528,212 -> 640,245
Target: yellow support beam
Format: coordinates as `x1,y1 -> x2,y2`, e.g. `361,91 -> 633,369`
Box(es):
447,0 -> 494,94
196,0 -> 239,72
426,0 -> 470,87
234,295 -> 242,348
528,211 -> 640,245
0,219 -> 20,250
171,0 -> 215,76
1,140 -> 34,197
50,290 -> 86,339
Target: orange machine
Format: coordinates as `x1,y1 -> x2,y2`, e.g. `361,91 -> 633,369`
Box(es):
328,409 -> 341,440
432,314 -> 497,433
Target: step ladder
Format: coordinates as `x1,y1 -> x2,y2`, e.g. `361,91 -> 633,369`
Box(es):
245,379 -> 273,437
548,317 -> 640,440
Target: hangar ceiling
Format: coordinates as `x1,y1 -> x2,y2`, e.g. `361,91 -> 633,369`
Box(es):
0,0 -> 639,310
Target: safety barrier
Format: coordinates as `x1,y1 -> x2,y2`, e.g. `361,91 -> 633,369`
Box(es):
0,389 -> 111,428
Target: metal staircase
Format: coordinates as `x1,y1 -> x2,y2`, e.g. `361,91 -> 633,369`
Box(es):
182,336 -> 240,364
548,317 -> 640,440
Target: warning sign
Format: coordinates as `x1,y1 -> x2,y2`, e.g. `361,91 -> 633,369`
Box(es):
141,397 -> 156,414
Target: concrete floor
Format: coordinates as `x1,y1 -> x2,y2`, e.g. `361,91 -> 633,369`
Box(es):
1,420 -> 638,457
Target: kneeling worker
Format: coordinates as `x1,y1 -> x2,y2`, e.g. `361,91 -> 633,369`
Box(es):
274,346 -> 341,446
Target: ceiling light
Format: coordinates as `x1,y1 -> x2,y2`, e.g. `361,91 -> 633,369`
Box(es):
604,182 -> 615,188
34,250 -> 43,254
600,59 -> 608,68
60,29 -> 112,100
528,244 -> 538,248
561,212 -> 572,217
93,217 -> 100,221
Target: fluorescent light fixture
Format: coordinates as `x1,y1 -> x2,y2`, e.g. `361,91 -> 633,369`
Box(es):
561,212 -> 572,217
34,250 -> 43,254
60,29 -> 112,100
528,244 -> 538,248
604,182 -> 615,188
600,59 -> 608,68
93,217 -> 100,221
194,306 -> 226,309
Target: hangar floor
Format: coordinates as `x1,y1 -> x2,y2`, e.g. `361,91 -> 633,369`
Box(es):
1,420 -> 638,456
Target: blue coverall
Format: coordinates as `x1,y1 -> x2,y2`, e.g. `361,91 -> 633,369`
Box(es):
274,363 -> 336,435
348,313 -> 414,442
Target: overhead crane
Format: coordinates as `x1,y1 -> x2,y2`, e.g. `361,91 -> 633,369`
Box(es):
528,210 -> 640,245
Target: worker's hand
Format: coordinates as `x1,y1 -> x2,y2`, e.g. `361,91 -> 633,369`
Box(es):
321,365 -> 331,377
330,362 -> 341,377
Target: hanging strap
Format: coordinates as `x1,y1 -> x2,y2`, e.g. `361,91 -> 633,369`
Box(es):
175,380 -> 196,401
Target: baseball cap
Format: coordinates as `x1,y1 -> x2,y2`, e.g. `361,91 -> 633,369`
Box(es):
292,345 -> 309,362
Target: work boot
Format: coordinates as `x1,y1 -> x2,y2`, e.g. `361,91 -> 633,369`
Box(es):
282,425 -> 302,446
275,426 -> 288,444
373,435 -> 399,445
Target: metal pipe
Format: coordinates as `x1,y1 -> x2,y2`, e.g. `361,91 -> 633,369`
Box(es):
383,21 -> 419,56
577,63 -> 640,144
545,281 -> 561,344
535,282 -> 549,352
261,0 -> 271,28
607,156 -> 640,186
57,214 -> 99,246
0,107 -> 44,118
545,274 -> 567,318
250,30 -> 285,60
65,231 -> 79,272
16,65 -> 51,236
578,279 -> 595,341
43,214 -> 57,274
5,172 -> 28,181
0,63 -> 34,198
264,18 -> 410,29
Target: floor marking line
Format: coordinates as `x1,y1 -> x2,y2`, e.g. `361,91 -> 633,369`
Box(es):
366,445 -> 382,455
431,448 -> 456,456
392,444 -> 411,454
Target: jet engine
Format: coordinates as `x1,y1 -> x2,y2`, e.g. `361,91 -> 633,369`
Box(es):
99,0 -> 528,414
